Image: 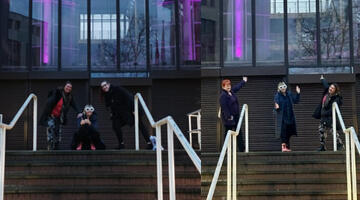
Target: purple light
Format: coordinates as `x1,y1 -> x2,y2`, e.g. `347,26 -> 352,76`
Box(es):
42,0 -> 51,64
183,0 -> 195,60
235,0 -> 244,58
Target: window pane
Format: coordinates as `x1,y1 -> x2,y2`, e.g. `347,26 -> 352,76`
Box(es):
320,0 -> 350,65
149,0 -> 176,69
288,0 -> 317,65
32,0 -> 58,70
257,0 -> 284,64
223,0 -> 252,65
179,0 -> 201,65
201,2 -> 219,65
62,0 -> 87,70
120,0 -> 146,70
91,0 -> 116,69
353,0 -> 360,64
3,0 -> 29,70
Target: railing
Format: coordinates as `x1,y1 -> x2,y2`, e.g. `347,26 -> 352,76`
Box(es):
332,102 -> 360,200
187,109 -> 201,150
134,93 -> 201,200
207,104 -> 249,200
0,93 -> 38,200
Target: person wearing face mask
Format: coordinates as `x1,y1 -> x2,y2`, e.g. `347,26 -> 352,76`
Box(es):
274,82 -> 300,152
39,81 -> 82,150
312,75 -> 344,151
71,105 -> 106,150
219,76 -> 248,152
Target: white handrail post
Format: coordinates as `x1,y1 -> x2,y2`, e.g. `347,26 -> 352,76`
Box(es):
197,113 -> 201,150
245,104 -> 249,153
232,133 -> 237,200
332,103 -> 337,151
350,129 -> 357,200
33,96 -> 37,151
134,96 -> 139,150
188,115 -> 192,148
227,131 -> 232,200
167,123 -> 176,200
0,114 -> 6,200
345,129 -> 352,200
156,125 -> 163,200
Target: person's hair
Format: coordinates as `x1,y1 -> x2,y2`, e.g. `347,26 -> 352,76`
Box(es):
222,79 -> 231,88
65,81 -> 72,86
330,83 -> 340,95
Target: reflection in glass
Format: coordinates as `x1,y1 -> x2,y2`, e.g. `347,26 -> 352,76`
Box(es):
353,0 -> 360,63
32,0 -> 58,70
201,1 -> 219,64
179,0 -> 201,65
91,0 -> 116,69
320,0 -> 349,65
62,0 -> 87,70
256,0 -> 284,64
223,0 -> 252,65
4,0 -> 29,69
120,0 -> 146,70
149,0 -> 176,68
287,0 -> 317,65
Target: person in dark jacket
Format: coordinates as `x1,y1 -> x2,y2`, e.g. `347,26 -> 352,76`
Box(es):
274,82 -> 300,152
100,81 -> 152,149
71,105 -> 106,150
39,81 -> 82,150
219,77 -> 247,152
313,75 -> 344,151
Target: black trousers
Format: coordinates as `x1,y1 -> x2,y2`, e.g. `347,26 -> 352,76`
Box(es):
71,125 -> 106,150
224,125 -> 245,152
280,122 -> 296,147
112,116 -> 150,145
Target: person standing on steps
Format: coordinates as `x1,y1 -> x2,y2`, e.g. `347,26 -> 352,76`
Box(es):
274,82 -> 300,152
313,75 -> 344,151
219,76 -> 247,152
100,80 -> 153,149
39,81 -> 82,150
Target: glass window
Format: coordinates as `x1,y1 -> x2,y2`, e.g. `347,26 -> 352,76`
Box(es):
320,0 -> 350,65
179,0 -> 201,65
353,0 -> 360,64
256,0 -> 284,64
62,0 -> 87,70
4,0 -> 29,70
223,0 -> 252,66
120,0 -> 146,70
288,0 -> 317,65
149,0 -> 176,69
32,0 -> 58,70
91,0 -> 116,70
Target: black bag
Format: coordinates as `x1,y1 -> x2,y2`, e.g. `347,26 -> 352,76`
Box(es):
312,104 -> 321,119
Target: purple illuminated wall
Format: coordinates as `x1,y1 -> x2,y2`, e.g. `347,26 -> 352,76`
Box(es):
43,0 -> 51,64
235,0 -> 244,58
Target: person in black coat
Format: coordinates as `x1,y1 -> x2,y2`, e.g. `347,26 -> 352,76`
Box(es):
219,77 -> 247,152
100,81 -> 152,149
71,105 -> 106,150
39,81 -> 82,150
274,82 -> 300,152
312,75 -> 344,151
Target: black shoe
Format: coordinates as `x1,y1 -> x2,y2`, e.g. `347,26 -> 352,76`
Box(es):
118,143 -> 125,149
337,143 -> 345,151
146,142 -> 153,150
317,145 -> 326,151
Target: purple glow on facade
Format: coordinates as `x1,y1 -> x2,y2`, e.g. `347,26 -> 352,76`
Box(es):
235,0 -> 244,58
43,0 -> 51,64
183,0 -> 195,60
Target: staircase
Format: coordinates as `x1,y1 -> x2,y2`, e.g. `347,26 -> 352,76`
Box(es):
202,151 -> 358,200
4,150 -> 200,200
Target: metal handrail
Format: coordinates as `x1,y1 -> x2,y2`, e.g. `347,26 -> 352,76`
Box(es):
332,102 -> 359,200
0,93 -> 37,200
207,104 -> 249,200
187,109 -> 201,150
134,93 -> 201,200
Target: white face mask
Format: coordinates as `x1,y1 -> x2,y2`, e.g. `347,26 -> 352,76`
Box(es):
278,83 -> 287,91
84,105 -> 95,113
